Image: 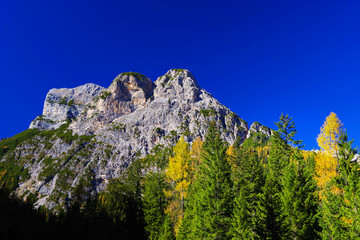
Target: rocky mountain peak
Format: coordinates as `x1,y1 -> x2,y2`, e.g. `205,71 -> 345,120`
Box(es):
247,122 -> 272,139
29,83 -> 105,130
109,72 -> 154,100
15,69 -> 257,209
154,69 -> 201,102
164,69 -> 198,85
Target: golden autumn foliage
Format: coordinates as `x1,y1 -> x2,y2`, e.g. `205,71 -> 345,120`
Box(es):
317,112 -> 343,155
315,151 -> 338,192
0,169 -> 7,180
164,136 -> 192,235
302,150 -> 315,162
255,145 -> 270,158
165,136 -> 192,199
190,136 -> 203,182
227,145 -> 239,177
227,145 -> 237,170
190,136 -> 203,167
315,112 -> 343,198
226,145 -> 235,158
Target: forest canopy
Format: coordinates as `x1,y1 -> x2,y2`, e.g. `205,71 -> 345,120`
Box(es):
1,112 -> 360,240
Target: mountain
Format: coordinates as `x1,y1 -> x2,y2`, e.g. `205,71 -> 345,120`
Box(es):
0,69 -> 270,210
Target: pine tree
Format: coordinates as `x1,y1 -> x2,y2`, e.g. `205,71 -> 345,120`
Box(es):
177,178 -> 198,240
98,160 -> 145,239
190,136 -> 203,180
320,132 -> 360,239
337,133 -> 360,238
267,131 -> 289,179
319,183 -> 343,240
256,131 -> 287,239
181,124 -> 233,239
231,148 -> 265,239
280,149 -> 319,240
258,173 -> 285,239
143,171 -> 166,240
258,114 -> 301,239
158,214 -> 176,240
275,113 -> 303,148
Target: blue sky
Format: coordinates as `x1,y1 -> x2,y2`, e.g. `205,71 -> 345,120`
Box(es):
1,0 -> 360,149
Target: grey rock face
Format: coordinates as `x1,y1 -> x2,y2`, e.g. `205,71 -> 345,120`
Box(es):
5,69 -> 255,209
29,83 -> 105,130
246,122 -> 272,139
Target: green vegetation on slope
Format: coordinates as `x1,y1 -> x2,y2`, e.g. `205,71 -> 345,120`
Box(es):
241,131 -> 270,149
1,112 -> 360,240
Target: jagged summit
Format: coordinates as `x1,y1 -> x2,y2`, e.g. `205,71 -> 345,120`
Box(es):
29,83 -> 105,130
30,69 -> 205,134
162,69 -> 199,87
154,69 -> 201,103
2,69 -> 270,209
247,121 -> 272,139
110,72 -> 154,99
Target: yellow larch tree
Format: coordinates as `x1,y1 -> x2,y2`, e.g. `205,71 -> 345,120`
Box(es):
164,136 -> 192,235
302,149 -> 315,162
315,112 -> 343,197
227,144 -> 236,168
226,145 -> 235,158
190,136 -> 203,164
190,136 -> 203,178
317,112 -> 343,155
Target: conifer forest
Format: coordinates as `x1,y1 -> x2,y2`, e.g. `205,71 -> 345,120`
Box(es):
1,112 -> 359,239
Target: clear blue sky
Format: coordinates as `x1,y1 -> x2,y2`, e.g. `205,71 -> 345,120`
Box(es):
1,0 -> 360,149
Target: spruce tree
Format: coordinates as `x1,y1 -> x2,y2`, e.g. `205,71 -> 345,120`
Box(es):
275,113 -> 303,148
258,130 -> 288,239
319,183 -> 343,240
320,132 -> 360,239
158,214 -> 175,240
267,131 -> 289,179
258,114 -> 301,239
280,149 -> 319,240
337,133 -> 360,238
177,178 -> 198,240
142,171 -> 166,240
231,148 -> 265,239
181,124 -> 233,239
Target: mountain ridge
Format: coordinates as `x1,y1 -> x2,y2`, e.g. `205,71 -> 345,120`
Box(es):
1,69 -> 271,210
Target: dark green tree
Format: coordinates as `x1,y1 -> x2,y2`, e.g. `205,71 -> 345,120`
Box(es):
319,183 -> 343,240
320,132 -> 360,239
176,183 -> 196,240
142,171 -> 167,240
257,114 -> 301,239
230,148 -> 265,239
99,159 -> 145,239
280,149 -> 319,240
337,133 -> 360,238
158,214 -> 175,240
267,131 -> 289,179
275,113 -> 303,148
180,124 -> 233,239
257,172 -> 285,239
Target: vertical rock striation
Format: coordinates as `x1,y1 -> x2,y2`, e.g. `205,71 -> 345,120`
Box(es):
2,69 -> 264,210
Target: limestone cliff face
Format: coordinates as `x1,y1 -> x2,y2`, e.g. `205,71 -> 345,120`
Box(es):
246,122 -> 272,139
4,69 -> 256,209
29,83 -> 105,130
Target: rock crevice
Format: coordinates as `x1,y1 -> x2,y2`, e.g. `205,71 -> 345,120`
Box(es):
13,69 -> 253,209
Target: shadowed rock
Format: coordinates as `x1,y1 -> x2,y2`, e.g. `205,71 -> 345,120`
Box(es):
11,69 -> 251,209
